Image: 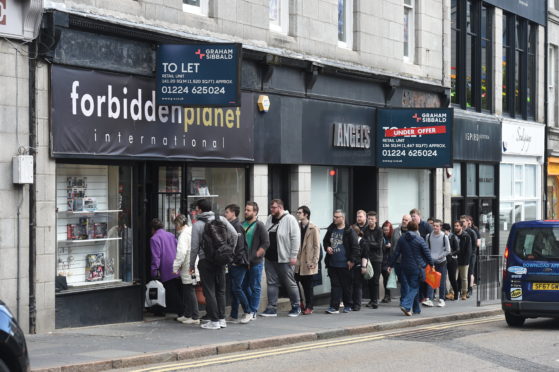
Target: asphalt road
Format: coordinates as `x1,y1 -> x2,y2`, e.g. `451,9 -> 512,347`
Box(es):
119,315 -> 559,372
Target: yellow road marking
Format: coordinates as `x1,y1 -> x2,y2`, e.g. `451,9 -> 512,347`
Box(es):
134,315 -> 502,372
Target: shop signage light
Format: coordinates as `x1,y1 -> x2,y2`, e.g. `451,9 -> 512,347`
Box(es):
332,123 -> 371,149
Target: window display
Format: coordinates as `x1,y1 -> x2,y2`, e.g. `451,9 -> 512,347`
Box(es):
56,164 -> 133,288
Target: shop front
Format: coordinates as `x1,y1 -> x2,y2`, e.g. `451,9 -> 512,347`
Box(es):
547,157 -> 559,219
499,120 -> 545,254
50,65 -> 253,327
451,113 -> 501,255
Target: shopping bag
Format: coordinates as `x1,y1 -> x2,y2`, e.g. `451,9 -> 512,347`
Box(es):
363,260 -> 374,280
145,280 -> 166,307
195,284 -> 206,305
387,269 -> 398,289
424,265 -> 441,289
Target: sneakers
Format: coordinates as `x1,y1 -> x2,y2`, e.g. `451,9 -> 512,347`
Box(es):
259,308 -> 278,317
325,307 -> 339,314
381,296 -> 391,303
342,306 -> 352,313
201,321 -> 220,330
437,299 -> 446,307
251,312 -> 257,320
288,305 -> 301,317
422,299 -> 434,307
176,316 -> 188,323
400,306 -> 412,316
303,308 -> 313,315
218,319 -> 227,328
181,317 -> 200,325
240,313 -> 252,324
226,316 -> 241,324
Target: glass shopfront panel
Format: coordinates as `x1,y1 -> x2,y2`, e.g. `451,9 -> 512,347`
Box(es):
56,164 -> 134,287
452,163 -> 462,196
479,164 -> 495,197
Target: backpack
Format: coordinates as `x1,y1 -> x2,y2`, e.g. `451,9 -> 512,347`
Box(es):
202,218 -> 234,266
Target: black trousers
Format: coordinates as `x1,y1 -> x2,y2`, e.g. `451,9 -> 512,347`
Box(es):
447,257 -> 459,296
351,266 -> 365,309
152,277 -> 182,316
182,283 -> 200,319
367,261 -> 382,303
381,269 -> 391,298
328,267 -> 352,309
297,274 -> 315,310
198,259 -> 226,322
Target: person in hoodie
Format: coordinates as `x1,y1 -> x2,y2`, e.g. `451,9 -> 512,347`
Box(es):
423,219 -> 451,307
150,218 -> 180,317
189,198 -> 238,330
362,211 -> 384,309
261,199 -> 302,317
224,204 -> 252,324
323,210 -> 360,314
388,220 -> 434,316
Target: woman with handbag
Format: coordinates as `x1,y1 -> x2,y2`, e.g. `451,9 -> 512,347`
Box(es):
388,221 -> 433,316
172,214 -> 201,325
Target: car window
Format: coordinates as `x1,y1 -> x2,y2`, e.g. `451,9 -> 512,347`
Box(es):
514,227 -> 559,260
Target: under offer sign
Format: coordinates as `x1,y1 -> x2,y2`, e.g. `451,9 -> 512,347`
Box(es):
376,108 -> 453,168
156,43 -> 241,106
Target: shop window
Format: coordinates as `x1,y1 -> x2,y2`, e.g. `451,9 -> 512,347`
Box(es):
338,0 -> 354,49
157,166 -> 182,234
525,164 -> 536,198
502,12 -> 538,119
479,164 -> 495,197
514,164 -> 523,197
387,169 -> 431,224
56,164 -> 134,288
466,163 -> 477,196
452,162 -> 462,196
183,0 -> 209,16
187,167 -> 246,222
549,45 -> 559,127
269,0 -> 289,34
403,0 -> 415,62
525,201 -> 538,220
500,163 -> 513,198
451,0 -> 493,111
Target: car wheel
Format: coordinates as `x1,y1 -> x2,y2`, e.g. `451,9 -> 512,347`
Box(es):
0,359 -> 10,372
505,312 -> 526,327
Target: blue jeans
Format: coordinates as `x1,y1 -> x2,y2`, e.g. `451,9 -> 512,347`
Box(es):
400,267 -> 421,314
231,263 -> 264,318
229,265 -> 251,318
426,261 -> 448,301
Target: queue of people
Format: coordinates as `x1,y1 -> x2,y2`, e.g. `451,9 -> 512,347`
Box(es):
149,200 -> 480,328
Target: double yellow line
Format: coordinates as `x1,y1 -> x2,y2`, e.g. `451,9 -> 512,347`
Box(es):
134,316 -> 502,372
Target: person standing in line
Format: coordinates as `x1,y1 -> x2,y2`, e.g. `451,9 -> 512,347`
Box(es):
353,210 -> 368,233
381,220 -> 394,303
424,219 -> 450,307
324,210 -> 360,314
261,199 -> 302,317
460,215 -> 478,298
350,224 -> 369,311
241,201 -> 269,319
295,206 -> 321,315
442,223 -> 460,301
189,199 -> 238,330
467,215 -> 480,295
150,218 -> 181,318
224,204 -> 252,324
363,211 -> 383,309
172,214 -> 200,325
388,221 -> 434,316
453,220 -> 472,300
391,214 -> 412,280
410,208 -> 433,302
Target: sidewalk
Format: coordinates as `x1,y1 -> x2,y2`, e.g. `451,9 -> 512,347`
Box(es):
28,297 -> 502,372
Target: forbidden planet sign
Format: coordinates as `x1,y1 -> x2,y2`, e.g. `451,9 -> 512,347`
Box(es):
376,108 -> 453,168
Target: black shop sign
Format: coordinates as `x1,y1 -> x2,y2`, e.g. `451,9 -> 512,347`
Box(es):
50,65 -> 253,161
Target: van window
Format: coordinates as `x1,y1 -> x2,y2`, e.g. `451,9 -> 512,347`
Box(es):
513,228 -> 559,261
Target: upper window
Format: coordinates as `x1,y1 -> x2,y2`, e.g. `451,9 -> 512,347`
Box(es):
403,0 -> 415,62
183,0 -> 208,16
451,0 -> 493,112
502,12 -> 537,119
549,45 -> 558,127
338,0 -> 353,48
270,0 -> 289,34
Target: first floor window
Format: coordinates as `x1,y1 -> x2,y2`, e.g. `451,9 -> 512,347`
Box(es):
183,0 -> 208,16
270,0 -> 289,34
338,0 -> 353,48
404,0 -> 415,62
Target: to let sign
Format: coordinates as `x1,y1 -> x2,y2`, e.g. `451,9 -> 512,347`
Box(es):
156,43 -> 241,106
376,108 -> 453,168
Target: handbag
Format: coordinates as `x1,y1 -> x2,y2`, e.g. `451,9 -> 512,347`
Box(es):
386,269 -> 398,289
195,284 -> 206,305
363,260 -> 374,280
424,264 -> 442,289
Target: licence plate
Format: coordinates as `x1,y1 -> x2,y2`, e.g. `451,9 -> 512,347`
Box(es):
532,283 -> 559,290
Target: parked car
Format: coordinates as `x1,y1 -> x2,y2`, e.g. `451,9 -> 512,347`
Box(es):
502,220 -> 559,327
0,300 -> 29,372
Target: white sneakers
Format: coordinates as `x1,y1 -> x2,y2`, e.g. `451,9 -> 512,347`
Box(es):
421,299 -> 434,307
218,319 -> 227,328
200,321 -> 220,330
176,316 -> 188,323
437,299 -> 446,307
181,318 -> 200,325
240,313 -> 252,324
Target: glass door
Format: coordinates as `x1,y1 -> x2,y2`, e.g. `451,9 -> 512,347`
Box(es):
157,166 -> 183,234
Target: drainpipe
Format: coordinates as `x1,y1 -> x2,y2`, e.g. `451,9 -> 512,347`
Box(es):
28,40 -> 37,334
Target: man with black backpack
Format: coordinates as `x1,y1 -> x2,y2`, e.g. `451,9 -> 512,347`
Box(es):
224,204 -> 252,324
189,199 -> 238,330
